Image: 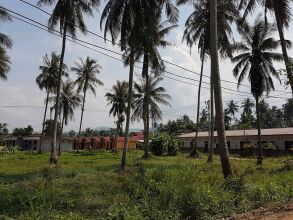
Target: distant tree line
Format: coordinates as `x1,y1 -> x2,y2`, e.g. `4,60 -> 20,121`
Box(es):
156,98 -> 293,135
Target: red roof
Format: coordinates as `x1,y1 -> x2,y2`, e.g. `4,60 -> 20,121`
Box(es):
101,137 -> 111,143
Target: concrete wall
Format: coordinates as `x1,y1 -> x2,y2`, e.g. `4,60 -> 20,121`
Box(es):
41,138 -> 73,152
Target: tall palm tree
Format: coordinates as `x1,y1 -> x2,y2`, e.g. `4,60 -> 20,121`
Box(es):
72,57 -> 103,152
138,5 -> 177,159
210,0 -> 234,177
52,80 -> 81,155
38,0 -> 99,164
132,75 -> 171,157
100,0 -> 178,170
232,18 -> 286,165
36,52 -> 68,153
0,8 -> 12,80
178,0 -> 239,158
105,80 -> 128,153
239,0 -> 293,94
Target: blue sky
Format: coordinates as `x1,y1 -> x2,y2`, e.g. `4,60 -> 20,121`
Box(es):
0,0 -> 292,132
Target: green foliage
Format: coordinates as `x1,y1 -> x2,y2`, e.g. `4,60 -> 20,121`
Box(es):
167,136 -> 179,156
0,123 -> 8,135
151,133 -> 178,156
12,125 -> 34,137
151,133 -> 167,156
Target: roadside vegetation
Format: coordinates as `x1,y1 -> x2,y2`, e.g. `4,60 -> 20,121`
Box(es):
0,151 -> 292,219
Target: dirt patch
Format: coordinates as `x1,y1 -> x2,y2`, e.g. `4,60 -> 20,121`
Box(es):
224,203 -> 293,220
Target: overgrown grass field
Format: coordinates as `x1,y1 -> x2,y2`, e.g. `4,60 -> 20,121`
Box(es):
0,151 -> 292,219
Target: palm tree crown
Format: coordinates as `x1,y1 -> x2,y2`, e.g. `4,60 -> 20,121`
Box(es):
132,75 -> 171,122
0,8 -> 12,49
0,8 -> 13,80
241,98 -> 255,116
72,57 -> 103,95
105,80 -> 128,118
227,100 -> 239,118
232,18 -> 287,98
59,80 -> 82,125
38,0 -> 99,37
36,52 -> 68,93
181,0 -> 239,59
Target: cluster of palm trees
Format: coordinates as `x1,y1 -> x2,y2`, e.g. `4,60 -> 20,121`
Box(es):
36,53 -> 103,156
180,0 -> 293,170
1,0 -> 293,178
105,76 -> 171,158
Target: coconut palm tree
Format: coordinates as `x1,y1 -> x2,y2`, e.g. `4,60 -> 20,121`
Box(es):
100,0 -> 178,170
132,75 -> 171,157
105,80 -> 128,153
37,0 -> 99,164
72,57 -> 103,152
36,52 -> 68,153
209,0 -> 234,177
54,80 -> 81,155
241,98 -> 255,115
0,8 -> 12,80
239,0 -> 293,94
227,100 -> 239,123
178,0 -> 239,158
138,6 -> 177,159
232,17 -> 286,165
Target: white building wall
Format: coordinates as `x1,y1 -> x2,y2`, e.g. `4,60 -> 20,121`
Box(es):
179,135 -> 293,150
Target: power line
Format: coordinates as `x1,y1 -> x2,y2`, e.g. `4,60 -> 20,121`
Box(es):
16,0 -> 293,96
3,7 -> 292,101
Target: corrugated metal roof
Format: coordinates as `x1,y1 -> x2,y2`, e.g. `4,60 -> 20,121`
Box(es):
179,127 -> 293,138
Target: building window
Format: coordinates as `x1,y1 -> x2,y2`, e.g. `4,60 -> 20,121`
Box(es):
34,140 -> 37,145
181,141 -> 185,147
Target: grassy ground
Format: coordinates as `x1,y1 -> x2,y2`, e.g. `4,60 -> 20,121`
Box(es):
0,150 -> 292,219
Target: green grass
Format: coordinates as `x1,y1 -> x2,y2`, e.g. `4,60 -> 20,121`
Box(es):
0,151 -> 292,219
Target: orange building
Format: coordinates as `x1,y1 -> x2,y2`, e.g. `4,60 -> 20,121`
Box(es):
73,132 -> 144,151
117,132 -> 144,149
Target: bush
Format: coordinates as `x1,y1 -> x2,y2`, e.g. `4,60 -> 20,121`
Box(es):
167,137 -> 178,156
151,134 -> 168,156
151,133 -> 179,156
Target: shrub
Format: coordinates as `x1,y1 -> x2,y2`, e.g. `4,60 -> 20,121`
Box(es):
151,133 -> 179,156
243,143 -> 256,157
167,136 -> 178,156
151,133 -> 168,156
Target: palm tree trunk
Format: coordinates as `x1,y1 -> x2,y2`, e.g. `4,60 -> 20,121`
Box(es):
50,23 -> 67,164
208,82 -> 214,163
143,51 -> 150,158
142,114 -> 148,157
120,53 -> 134,170
273,4 -> 293,95
38,90 -> 49,154
114,118 -> 119,154
255,96 -> 263,165
190,56 -> 205,157
77,89 -> 87,153
210,0 -> 234,178
58,114 -> 65,156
